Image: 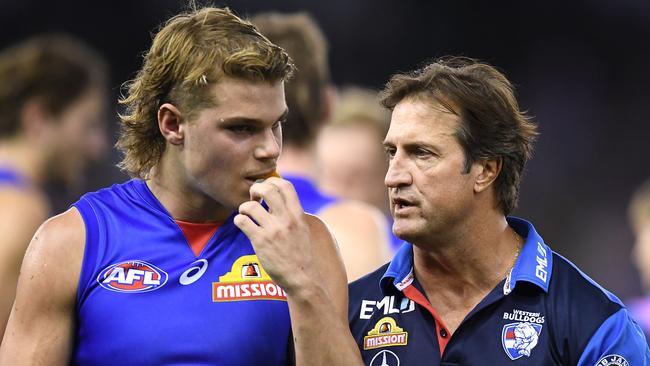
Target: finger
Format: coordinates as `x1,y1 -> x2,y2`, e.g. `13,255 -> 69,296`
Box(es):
249,181 -> 287,217
238,200 -> 272,227
263,177 -> 304,217
233,213 -> 263,242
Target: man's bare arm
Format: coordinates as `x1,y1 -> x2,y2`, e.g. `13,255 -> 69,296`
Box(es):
0,208 -> 85,365
319,201 -> 391,281
234,177 -> 363,366
0,191 -> 48,340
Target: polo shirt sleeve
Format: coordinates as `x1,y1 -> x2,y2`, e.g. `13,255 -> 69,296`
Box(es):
577,308 -> 650,366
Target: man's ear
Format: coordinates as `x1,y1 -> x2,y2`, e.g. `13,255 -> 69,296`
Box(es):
20,99 -> 53,139
158,103 -> 184,145
320,84 -> 337,122
474,157 -> 502,193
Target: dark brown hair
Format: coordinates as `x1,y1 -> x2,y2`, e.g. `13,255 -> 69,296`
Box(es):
0,34 -> 107,138
252,12 -> 329,147
381,57 -> 538,215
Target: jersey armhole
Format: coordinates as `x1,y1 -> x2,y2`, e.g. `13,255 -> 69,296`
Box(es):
72,198 -> 102,312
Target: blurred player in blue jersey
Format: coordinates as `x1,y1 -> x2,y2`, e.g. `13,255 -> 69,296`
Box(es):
0,6 -> 347,365
252,13 -> 391,281
316,86 -> 403,252
0,35 -> 108,341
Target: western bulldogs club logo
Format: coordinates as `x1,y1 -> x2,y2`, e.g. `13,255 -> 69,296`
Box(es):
595,354 -> 629,366
502,322 -> 542,360
98,260 -> 168,293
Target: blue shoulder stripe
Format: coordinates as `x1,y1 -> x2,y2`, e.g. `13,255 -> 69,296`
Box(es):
577,308 -> 650,366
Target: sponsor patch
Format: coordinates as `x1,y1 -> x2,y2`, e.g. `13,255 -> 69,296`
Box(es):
502,322 -> 542,360
179,259 -> 209,285
364,317 -> 408,350
359,296 -> 415,320
368,350 -> 400,366
595,355 -> 629,366
212,255 -> 286,302
97,260 -> 168,293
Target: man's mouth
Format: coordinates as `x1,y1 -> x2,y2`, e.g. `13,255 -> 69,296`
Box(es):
392,197 -> 417,212
244,170 -> 278,184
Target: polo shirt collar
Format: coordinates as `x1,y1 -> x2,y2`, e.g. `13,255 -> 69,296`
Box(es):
379,217 -> 553,296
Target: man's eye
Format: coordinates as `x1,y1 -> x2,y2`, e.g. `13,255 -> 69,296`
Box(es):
228,125 -> 255,134
384,147 -> 396,159
414,148 -> 431,157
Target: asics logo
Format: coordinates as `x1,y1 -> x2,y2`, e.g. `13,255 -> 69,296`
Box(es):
180,259 -> 209,285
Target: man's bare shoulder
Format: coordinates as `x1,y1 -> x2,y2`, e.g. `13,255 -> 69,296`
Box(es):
0,188 -> 50,232
22,208 -> 86,283
319,200 -> 387,233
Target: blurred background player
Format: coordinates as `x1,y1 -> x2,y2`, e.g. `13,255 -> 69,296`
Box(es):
316,86 -> 402,251
628,178 -> 650,340
0,34 -> 108,340
252,12 -> 391,280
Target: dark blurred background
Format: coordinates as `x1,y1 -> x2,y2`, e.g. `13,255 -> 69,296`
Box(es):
1,0 -> 648,299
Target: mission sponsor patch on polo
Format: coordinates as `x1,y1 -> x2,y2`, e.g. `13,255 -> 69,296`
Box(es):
212,255 -> 287,302
364,317 -> 408,350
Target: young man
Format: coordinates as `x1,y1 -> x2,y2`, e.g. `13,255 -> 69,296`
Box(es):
246,57 -> 650,365
252,13 -> 391,281
0,35 -> 108,341
0,7 -> 347,365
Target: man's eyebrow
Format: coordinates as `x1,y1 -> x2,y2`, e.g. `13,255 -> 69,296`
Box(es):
219,108 -> 289,125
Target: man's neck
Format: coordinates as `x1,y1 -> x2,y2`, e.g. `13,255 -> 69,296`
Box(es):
146,155 -> 233,223
277,144 -> 317,178
410,212 -> 523,335
412,213 -> 522,299
0,137 -> 47,185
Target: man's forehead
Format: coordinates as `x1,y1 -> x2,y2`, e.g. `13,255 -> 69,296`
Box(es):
210,77 -> 285,102
205,77 -> 287,118
384,98 -> 459,142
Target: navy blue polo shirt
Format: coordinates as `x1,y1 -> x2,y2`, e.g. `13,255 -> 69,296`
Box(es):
349,217 -> 650,365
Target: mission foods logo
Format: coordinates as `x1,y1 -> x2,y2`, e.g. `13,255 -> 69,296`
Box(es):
98,260 -> 168,293
364,317 -> 408,350
212,255 -> 287,302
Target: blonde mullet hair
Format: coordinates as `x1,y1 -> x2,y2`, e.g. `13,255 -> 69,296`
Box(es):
117,6 -> 294,178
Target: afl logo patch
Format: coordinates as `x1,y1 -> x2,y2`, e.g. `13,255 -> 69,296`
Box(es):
595,355 -> 629,366
97,260 -> 168,293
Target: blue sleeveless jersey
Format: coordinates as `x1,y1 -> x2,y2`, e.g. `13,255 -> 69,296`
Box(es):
284,175 -> 337,215
72,179 -> 292,365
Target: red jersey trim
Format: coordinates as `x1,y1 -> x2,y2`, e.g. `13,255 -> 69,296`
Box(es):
175,220 -> 222,257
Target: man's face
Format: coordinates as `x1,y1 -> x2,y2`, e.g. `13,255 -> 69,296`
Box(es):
179,77 -> 287,210
317,124 -> 389,214
45,88 -> 108,187
632,220 -> 650,292
383,97 -> 477,243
